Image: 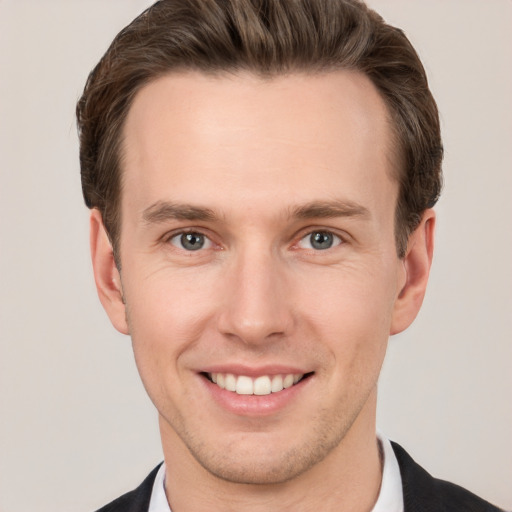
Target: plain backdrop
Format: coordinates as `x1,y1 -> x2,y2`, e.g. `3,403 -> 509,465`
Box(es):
0,1 -> 511,511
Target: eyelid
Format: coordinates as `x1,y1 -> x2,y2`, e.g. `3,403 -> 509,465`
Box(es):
297,230 -> 343,250
163,228 -> 217,251
160,226 -> 348,252
291,226 -> 347,248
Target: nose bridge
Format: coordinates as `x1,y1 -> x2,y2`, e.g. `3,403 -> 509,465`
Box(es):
218,242 -> 291,344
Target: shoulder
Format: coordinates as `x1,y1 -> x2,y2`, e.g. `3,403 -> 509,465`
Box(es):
391,442 -> 504,512
94,463 -> 162,512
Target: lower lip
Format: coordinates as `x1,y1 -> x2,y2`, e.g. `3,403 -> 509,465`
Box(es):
200,374 -> 311,416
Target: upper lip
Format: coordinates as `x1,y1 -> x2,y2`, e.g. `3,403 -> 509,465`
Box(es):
199,364 -> 311,377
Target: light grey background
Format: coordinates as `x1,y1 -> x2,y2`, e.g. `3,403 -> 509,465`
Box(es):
0,1 -> 510,511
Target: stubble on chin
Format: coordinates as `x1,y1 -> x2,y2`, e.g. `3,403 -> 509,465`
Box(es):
165,407 -> 359,486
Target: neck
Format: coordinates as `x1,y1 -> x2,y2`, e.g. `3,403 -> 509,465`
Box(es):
161,389 -> 382,512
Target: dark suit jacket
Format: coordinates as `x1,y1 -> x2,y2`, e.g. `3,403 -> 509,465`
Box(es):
95,442 -> 504,511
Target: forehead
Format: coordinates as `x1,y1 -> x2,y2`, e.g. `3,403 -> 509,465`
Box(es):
120,70 -> 397,219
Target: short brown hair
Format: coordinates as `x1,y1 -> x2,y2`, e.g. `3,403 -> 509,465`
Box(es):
77,0 -> 442,260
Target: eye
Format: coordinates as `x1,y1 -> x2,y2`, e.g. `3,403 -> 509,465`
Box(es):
169,232 -> 212,251
298,230 -> 342,250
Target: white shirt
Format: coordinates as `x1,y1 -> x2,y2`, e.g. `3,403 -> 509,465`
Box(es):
148,433 -> 403,512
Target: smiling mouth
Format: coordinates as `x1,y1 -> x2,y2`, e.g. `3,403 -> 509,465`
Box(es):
204,372 -> 313,396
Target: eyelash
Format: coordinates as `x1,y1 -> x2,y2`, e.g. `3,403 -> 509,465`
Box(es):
164,228 -> 345,253
296,230 -> 343,251
166,230 -> 214,252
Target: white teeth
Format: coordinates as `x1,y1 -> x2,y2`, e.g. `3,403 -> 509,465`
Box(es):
283,374 -> 294,388
254,376 -> 272,395
209,372 -> 304,395
236,376 -> 253,395
225,373 -> 236,392
271,375 -> 283,392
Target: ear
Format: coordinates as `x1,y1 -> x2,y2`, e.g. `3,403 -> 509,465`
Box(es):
390,209 -> 435,335
90,209 -> 129,335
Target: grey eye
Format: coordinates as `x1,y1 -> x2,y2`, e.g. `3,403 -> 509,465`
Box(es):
310,231 -> 333,250
170,232 -> 211,251
298,231 -> 341,250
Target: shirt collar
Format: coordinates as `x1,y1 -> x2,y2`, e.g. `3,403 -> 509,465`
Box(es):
148,462 -> 170,512
372,432 -> 404,512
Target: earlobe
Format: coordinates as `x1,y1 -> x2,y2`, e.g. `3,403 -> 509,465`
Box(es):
90,209 -> 129,335
390,209 -> 436,335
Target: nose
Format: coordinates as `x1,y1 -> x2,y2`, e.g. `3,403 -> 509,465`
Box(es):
217,247 -> 293,346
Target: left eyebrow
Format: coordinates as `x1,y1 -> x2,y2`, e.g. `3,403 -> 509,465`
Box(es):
290,200 -> 370,220
142,201 -> 218,224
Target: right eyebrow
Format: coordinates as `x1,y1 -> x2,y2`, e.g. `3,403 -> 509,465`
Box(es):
142,201 -> 218,224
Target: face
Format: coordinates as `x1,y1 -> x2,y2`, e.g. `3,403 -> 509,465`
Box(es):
92,70 -> 433,485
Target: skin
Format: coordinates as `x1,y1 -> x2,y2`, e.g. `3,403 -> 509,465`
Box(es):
91,70 -> 435,511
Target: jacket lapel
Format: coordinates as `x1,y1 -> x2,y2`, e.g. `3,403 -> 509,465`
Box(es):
392,441 -> 503,512
95,463 -> 161,512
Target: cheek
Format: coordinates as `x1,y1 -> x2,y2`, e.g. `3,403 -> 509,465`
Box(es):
124,268 -> 219,368
302,263 -> 397,327
297,263 -> 397,366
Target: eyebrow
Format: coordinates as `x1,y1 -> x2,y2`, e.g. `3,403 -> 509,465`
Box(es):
141,199 -> 370,225
290,200 -> 370,220
142,201 -> 218,224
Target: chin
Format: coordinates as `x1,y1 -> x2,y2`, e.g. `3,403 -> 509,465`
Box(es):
196,451 -> 313,485
186,431 -> 344,486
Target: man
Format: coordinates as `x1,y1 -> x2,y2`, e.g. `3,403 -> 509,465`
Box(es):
76,1 -> 503,511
